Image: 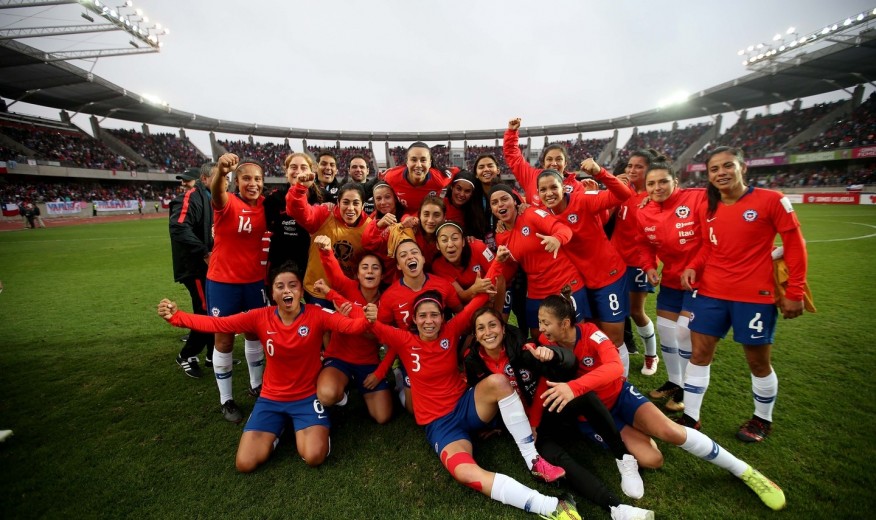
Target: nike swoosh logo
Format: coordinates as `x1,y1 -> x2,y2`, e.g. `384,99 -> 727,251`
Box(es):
242,209 -> 255,214
398,302 -> 409,308
411,347 -> 422,351
751,335 -> 764,339
707,217 -> 717,222
267,331 -> 277,335
612,310 -> 623,316
317,414 -> 327,419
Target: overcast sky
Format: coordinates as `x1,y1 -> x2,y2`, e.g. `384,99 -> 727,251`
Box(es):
3,0 -> 874,161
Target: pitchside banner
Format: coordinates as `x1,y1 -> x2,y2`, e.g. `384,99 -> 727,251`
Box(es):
801,193 -> 860,204
46,201 -> 87,216
94,200 -> 139,212
686,155 -> 787,172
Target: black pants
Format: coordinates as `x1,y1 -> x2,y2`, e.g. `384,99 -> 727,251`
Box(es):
177,276 -> 214,361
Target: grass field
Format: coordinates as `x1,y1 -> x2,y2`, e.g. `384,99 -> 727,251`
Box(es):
0,204 -> 874,519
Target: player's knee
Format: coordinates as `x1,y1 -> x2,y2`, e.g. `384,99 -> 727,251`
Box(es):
441,451 -> 483,492
484,373 -> 512,392
316,386 -> 340,406
299,443 -> 329,468
372,408 -> 392,425
235,453 -> 260,473
634,444 -> 664,469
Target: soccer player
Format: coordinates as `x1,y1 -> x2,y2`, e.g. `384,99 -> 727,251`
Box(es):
637,158 -> 706,413
361,180 -> 413,286
381,141 -> 451,211
364,289 -> 581,520
535,295 -> 787,511
443,169 -> 488,240
432,221 -> 504,310
169,163 -> 215,378
471,153 -> 502,250
207,153 -> 268,423
157,262 -> 370,472
680,146 -> 808,442
363,195 -> 445,271
263,153 -> 313,285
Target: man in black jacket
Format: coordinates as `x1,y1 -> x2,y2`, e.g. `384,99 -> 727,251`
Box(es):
169,163 -> 215,378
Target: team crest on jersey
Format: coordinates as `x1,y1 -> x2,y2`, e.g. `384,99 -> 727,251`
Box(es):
428,190 -> 437,197
675,205 -> 690,219
520,368 -> 533,382
298,326 -> 310,337
589,330 -> 610,344
743,209 -> 758,222
581,356 -> 595,367
564,184 -> 574,194
521,226 -> 531,236
211,307 -> 221,317
567,213 -> 579,224
472,265 -> 482,273
440,338 -> 450,350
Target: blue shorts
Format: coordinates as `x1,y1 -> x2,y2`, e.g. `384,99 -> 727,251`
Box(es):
502,288 -> 513,315
206,279 -> 266,317
626,266 -> 655,294
244,394 -> 330,435
588,275 -> 630,323
577,382 -> 648,448
425,388 -> 489,455
656,286 -> 695,314
687,292 -> 778,345
323,357 -> 390,393
525,285 -> 590,326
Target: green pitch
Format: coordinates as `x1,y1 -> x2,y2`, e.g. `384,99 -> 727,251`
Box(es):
0,204 -> 873,519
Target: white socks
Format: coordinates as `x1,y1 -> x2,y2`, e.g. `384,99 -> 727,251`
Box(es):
676,315 -> 692,378
683,363 -> 711,421
679,427 -> 748,477
618,342 -> 630,378
213,349 -> 234,404
498,392 -> 538,470
752,370 -> 778,422
244,339 -> 265,390
637,319 -> 657,357
490,473 -> 558,515
656,316 -> 680,386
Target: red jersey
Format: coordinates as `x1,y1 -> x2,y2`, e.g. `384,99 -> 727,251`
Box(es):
548,171 -> 630,289
637,188 -> 706,291
503,129 -> 581,208
362,222 -> 439,284
431,239 -> 495,290
318,248 -> 381,365
208,194 -> 266,284
377,275 -> 462,329
444,201 -> 464,226
610,190 -> 650,269
688,187 -> 806,304
370,293 -> 490,425
541,323 -> 624,409
494,207 -> 584,299
381,165 -> 450,211
168,306 -> 368,401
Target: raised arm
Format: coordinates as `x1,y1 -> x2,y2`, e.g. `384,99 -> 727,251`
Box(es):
211,153 -> 238,210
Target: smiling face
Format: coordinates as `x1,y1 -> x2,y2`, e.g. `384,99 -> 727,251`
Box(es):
285,155 -> 312,184
338,189 -> 364,225
627,155 -> 649,189
537,307 -> 569,344
318,154 -> 337,185
414,301 -> 443,340
475,311 -> 505,355
236,164 -> 264,203
537,174 -> 564,211
475,157 -> 499,184
436,225 -> 464,265
357,254 -> 382,290
543,147 -> 566,172
419,203 -> 444,234
645,169 -> 676,203
272,271 -> 302,315
450,180 -> 474,207
406,146 -> 431,185
373,184 -> 397,216
707,151 -> 747,193
395,241 -> 424,278
490,190 -> 517,224
349,158 -> 368,183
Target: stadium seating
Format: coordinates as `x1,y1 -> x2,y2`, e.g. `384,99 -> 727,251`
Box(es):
793,93 -> 876,152
106,129 -> 202,173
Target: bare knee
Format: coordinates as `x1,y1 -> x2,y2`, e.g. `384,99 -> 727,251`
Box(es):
298,442 -> 329,468
632,443 -> 664,469
235,452 -> 262,473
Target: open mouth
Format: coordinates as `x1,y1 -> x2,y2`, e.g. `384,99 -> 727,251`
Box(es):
406,259 -> 419,272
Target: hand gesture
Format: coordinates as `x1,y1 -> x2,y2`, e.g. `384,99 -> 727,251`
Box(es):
580,158 -> 601,176
364,303 -> 378,322
336,301 -> 353,317
580,178 -> 599,191
297,171 -> 316,186
680,268 -> 697,291
495,219 -> 507,234
496,245 -> 512,262
217,153 -> 239,175
378,212 -> 398,229
524,343 -> 555,362
536,233 -> 561,258
313,235 -> 332,251
508,118 -> 522,131
470,272 -> 497,295
312,278 -> 330,296
157,298 -> 177,320
401,216 -> 419,229
541,381 -> 575,413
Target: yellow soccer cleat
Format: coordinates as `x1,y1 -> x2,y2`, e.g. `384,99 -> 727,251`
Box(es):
740,466 -> 787,511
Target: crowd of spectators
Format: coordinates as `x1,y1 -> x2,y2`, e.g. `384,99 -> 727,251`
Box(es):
306,145 -> 376,179
218,139 -> 291,177
793,93 -> 876,152
616,123 -> 712,168
0,121 -> 137,171
0,179 -> 182,206
107,129 -> 203,173
545,137 -> 612,167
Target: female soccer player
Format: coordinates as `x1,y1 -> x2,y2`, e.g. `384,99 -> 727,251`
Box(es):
157,262 -> 370,472
310,235 -> 393,424
637,158 -> 706,413
286,173 -> 371,306
471,153 -> 502,250
382,141 -> 451,212
362,180 -> 414,286
488,183 -> 587,340
263,153 -> 314,283
443,169 -> 488,239
680,147 -> 808,442
431,221 -> 503,308
364,288 -> 581,520
363,195 -> 445,271
535,295 -> 787,511
535,162 -> 635,375
464,307 -> 654,520
207,153 -> 268,423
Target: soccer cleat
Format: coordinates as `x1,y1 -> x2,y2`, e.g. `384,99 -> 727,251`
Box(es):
737,416 -> 772,443
221,399 -> 244,424
176,355 -> 203,379
0,430 -> 13,443
610,504 -> 655,520
247,385 -> 262,398
648,381 -> 679,399
664,388 -> 685,412
540,494 -> 582,520
640,355 -> 659,376
180,334 -> 189,343
616,454 -> 645,499
740,466 -> 786,510
531,455 -> 566,483
675,414 -> 701,430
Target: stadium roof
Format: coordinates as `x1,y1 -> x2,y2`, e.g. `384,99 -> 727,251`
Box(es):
1,30 -> 875,142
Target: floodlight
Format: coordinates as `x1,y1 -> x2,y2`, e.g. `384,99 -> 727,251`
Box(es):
94,0 -> 103,7
737,49 -> 745,55
860,13 -> 867,20
81,12 -> 95,22
786,27 -> 795,34
779,45 -> 785,51
831,24 -> 838,30
844,18 -> 852,26
756,43 -> 764,49
789,40 -> 797,47
773,33 -> 781,41
135,8 -> 142,16
821,27 -> 829,35
747,45 -> 754,52
742,60 -> 748,65
163,27 -> 170,35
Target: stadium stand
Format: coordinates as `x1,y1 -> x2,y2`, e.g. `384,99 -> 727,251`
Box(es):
106,129 -> 203,173
617,122 -> 713,166
793,93 -> 876,152
217,138 -> 290,177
